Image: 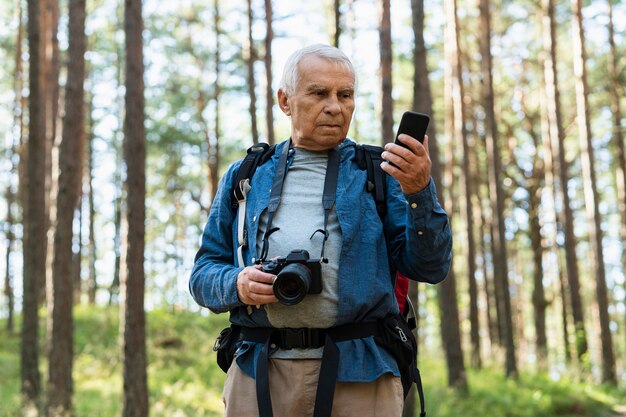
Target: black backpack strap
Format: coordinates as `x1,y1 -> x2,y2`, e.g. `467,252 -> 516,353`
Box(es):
231,143 -> 275,211
354,144 -> 387,221
231,142 -> 276,266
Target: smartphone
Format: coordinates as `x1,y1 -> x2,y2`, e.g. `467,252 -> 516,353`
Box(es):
394,111 -> 430,147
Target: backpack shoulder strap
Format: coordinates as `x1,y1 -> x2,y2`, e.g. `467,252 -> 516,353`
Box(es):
231,143 -> 276,211
354,144 -> 387,221
231,142 -> 276,266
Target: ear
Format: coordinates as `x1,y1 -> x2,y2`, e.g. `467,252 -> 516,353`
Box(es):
277,89 -> 291,116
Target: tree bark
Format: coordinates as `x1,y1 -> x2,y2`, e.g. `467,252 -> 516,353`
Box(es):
478,0 -> 517,378
121,0 -> 149,415
264,0 -> 275,145
246,0 -> 259,144
606,0 -> 626,355
22,0 -> 46,410
43,0 -> 60,305
523,107 -> 548,370
570,0 -> 616,384
210,0 -> 221,203
331,0 -> 341,48
87,96 -> 97,305
404,0 -> 443,412
454,11 -> 480,371
379,0 -> 393,144
541,0 -> 587,364
46,0 -> 86,414
441,0 -> 468,392
5,0 -> 24,334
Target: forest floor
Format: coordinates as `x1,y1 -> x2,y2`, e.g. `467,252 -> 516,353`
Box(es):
1,306 -> 624,417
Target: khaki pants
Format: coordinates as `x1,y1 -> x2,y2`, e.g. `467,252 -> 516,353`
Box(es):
223,359 -> 404,417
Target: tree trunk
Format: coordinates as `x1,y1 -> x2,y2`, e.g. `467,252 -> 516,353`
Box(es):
453,8 -> 480,371
211,0 -> 221,202
43,0 -> 60,305
110,35 -> 125,306
478,0 -> 517,378
570,0 -> 616,384
441,0 -> 468,392
87,96 -> 97,305
606,0 -> 626,355
331,0 -> 341,47
264,0 -> 275,145
5,0 -> 24,334
45,0 -> 86,414
22,0 -> 46,411
524,110 -> 548,370
541,0 -> 587,364
246,0 -> 259,144
379,0 -> 393,144
403,0 -> 441,413
121,0 -> 149,415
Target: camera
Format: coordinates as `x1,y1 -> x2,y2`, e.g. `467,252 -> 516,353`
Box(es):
261,250 -> 323,306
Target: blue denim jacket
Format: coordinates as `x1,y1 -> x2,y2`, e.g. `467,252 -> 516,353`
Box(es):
189,138 -> 452,382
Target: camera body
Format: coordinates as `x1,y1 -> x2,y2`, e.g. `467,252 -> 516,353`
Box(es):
261,249 -> 323,306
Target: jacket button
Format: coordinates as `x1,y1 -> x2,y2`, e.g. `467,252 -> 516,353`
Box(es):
411,203 -> 417,209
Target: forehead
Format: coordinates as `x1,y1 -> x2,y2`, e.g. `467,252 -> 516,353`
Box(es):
296,55 -> 355,90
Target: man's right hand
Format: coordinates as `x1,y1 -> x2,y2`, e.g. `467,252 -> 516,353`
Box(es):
237,265 -> 279,305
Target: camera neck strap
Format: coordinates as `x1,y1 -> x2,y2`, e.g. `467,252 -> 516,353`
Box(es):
258,139 -> 340,262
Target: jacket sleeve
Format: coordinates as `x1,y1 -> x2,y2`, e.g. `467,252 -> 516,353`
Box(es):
385,177 -> 452,284
189,162 -> 245,313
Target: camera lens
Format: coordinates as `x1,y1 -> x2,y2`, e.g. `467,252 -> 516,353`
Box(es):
272,263 -> 312,305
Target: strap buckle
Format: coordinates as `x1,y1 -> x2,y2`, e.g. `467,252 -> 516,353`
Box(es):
277,328 -> 324,349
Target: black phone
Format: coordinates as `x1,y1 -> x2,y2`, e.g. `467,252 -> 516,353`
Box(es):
394,111 -> 430,148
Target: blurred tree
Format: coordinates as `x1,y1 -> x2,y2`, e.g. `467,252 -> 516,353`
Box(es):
246,0 -> 259,144
85,94 -> 97,305
264,0 -> 275,145
541,0 -> 583,364
606,0 -> 626,349
121,0 -> 149,415
479,0 -> 517,378
379,0 -> 393,143
22,0 -> 47,411
331,0 -> 341,48
570,0 -> 616,385
441,0 -> 468,392
43,0 -> 60,305
4,0 -> 24,334
46,0 -> 87,414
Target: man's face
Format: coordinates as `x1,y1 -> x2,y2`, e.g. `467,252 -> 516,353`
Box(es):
278,55 -> 356,151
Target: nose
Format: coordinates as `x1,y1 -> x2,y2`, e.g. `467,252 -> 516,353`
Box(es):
324,95 -> 341,114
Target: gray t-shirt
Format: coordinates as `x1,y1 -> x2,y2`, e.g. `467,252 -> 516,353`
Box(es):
256,147 -> 341,358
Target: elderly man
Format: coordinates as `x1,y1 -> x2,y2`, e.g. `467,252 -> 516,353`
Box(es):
190,44 -> 451,417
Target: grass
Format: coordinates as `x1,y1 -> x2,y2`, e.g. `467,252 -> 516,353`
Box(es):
1,306 -> 624,416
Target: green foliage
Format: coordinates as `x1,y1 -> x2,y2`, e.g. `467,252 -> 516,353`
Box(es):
420,360 -> 625,417
2,307 -> 625,417
0,306 -> 230,417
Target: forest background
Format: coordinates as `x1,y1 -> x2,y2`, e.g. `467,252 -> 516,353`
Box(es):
1,0 -> 626,416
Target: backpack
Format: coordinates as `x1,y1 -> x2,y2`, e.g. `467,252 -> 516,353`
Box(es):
225,141 -> 426,417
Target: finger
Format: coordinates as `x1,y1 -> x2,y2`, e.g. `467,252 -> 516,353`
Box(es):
250,270 -> 276,285
249,293 -> 279,305
396,134 -> 421,153
248,280 -> 276,295
381,151 -> 406,171
422,135 -> 430,155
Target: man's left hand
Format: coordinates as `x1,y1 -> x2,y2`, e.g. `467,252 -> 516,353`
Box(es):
380,134 -> 431,194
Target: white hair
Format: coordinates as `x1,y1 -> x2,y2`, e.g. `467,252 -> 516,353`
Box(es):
278,44 -> 356,96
